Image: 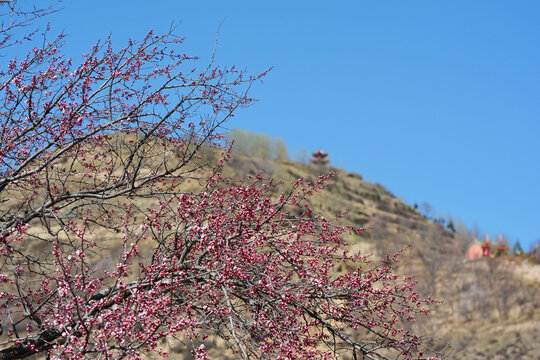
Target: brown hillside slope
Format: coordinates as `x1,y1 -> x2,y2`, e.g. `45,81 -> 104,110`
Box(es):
3,151 -> 538,359
227,154 -> 540,360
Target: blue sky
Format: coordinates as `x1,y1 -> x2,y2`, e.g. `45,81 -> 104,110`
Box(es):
27,1 -> 540,249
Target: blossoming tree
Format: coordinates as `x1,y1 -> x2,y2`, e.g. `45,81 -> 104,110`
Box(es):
0,2 -> 443,359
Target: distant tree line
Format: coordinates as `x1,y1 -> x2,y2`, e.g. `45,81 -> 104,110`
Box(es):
228,129 -> 289,161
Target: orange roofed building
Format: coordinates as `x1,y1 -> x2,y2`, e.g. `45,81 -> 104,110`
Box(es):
467,234 -> 508,260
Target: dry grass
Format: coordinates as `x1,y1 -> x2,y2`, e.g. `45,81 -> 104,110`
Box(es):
2,146 -> 539,359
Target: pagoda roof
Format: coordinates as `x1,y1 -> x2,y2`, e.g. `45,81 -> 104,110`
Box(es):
312,148 -> 328,158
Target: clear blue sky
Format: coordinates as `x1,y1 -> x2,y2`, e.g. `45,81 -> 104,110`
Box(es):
31,1 -> 540,249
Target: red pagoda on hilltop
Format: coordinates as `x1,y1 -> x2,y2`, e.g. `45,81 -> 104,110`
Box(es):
311,149 -> 329,165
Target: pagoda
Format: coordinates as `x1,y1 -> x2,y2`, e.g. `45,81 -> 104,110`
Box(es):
481,234 -> 508,257
311,149 -> 329,165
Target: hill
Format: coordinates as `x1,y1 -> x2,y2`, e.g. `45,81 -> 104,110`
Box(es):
224,152 -> 540,360
2,146 -> 538,360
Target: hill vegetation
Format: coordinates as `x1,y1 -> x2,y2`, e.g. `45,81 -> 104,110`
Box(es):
224,131 -> 540,360
1,127 -> 538,359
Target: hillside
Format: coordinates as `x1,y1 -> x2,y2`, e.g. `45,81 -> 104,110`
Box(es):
224,153 -> 540,360
2,148 -> 539,360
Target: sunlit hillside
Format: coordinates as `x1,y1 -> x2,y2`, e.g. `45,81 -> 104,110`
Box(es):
221,145 -> 540,360
3,137 -> 539,360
